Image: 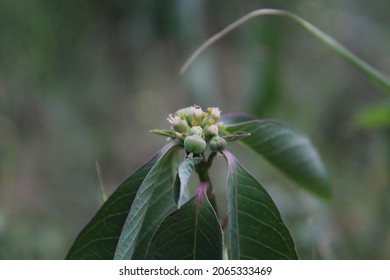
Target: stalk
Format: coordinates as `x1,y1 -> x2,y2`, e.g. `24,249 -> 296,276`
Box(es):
195,152 -> 219,216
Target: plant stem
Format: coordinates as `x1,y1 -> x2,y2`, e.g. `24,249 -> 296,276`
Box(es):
195,152 -> 219,216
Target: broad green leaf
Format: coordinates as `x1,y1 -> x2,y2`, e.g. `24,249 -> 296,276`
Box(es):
66,142 -> 178,259
221,114 -> 331,199
223,150 -> 298,260
181,9 -> 390,95
177,157 -> 202,208
114,143 -> 181,259
145,184 -> 222,259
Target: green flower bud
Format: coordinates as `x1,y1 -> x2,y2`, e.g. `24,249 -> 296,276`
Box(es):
184,135 -> 206,154
209,136 -> 226,152
167,114 -> 189,133
204,124 -> 219,137
190,126 -> 203,136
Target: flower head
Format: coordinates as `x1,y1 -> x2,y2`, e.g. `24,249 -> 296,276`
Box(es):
154,105 -> 227,156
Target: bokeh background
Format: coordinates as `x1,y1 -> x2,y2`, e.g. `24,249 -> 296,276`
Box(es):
1,0 -> 390,259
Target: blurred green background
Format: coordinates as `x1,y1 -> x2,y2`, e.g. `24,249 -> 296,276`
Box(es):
1,0 -> 390,259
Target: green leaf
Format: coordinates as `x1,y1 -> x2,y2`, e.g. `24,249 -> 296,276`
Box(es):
149,129 -> 176,138
145,183 -> 223,259
223,150 -> 298,260
222,131 -> 251,142
221,114 -> 331,199
177,157 -> 202,208
66,142 -> 178,259
114,143 -> 181,259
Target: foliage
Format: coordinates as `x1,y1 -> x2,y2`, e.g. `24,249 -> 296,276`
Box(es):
66,105 -> 330,259
2,1 -> 390,260
66,5 -> 390,260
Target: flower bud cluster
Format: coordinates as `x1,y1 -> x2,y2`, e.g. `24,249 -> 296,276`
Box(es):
167,105 -> 226,155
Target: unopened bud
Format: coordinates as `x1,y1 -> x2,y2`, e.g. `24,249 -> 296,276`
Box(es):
209,136 -> 226,152
184,135 -> 207,154
190,126 -> 203,136
168,115 -> 189,133
205,124 -> 219,137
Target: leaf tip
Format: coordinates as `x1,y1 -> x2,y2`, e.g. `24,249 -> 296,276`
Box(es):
310,180 -> 332,201
320,188 -> 333,202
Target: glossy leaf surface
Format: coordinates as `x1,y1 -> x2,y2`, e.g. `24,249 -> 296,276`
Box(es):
66,143 -> 178,259
223,150 -> 298,260
146,187 -> 222,259
221,114 -> 331,199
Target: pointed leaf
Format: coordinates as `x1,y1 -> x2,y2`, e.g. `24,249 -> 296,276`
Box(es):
66,142 -> 178,259
223,150 -> 298,260
177,157 -> 202,207
149,129 -> 176,138
145,184 -> 222,259
221,114 -> 331,199
114,143 -> 181,259
222,131 -> 251,142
